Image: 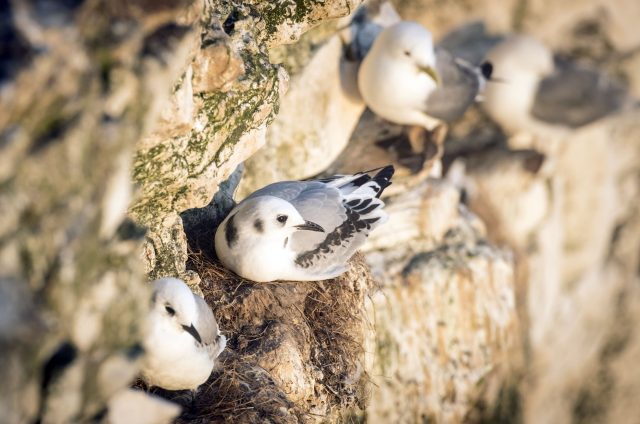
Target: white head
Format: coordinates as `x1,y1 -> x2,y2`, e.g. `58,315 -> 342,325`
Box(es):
482,35 -> 554,133
150,277 -> 202,344
486,35 -> 553,79
221,196 -> 324,250
373,21 -> 441,86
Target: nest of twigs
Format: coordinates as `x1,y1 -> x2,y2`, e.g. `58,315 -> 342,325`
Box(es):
145,228 -> 374,423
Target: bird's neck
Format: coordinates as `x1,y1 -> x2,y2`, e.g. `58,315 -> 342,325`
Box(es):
236,235 -> 295,282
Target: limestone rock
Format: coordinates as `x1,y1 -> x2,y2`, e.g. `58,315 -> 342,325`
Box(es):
238,2 -> 401,197
456,98 -> 640,422
129,2 -> 286,279
107,389 -> 181,424
392,0 -> 640,54
238,35 -> 366,197
520,110 -> 640,424
129,0 -> 366,280
353,172 -> 518,423
322,96 -> 519,422
364,178 -> 462,251
462,148 -> 549,250
252,0 -> 362,47
0,0 -> 193,420
367,228 -> 517,423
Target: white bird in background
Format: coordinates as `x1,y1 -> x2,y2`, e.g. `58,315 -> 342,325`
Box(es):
357,21 -> 493,155
482,35 -> 629,138
141,277 -> 226,391
215,166 -> 394,282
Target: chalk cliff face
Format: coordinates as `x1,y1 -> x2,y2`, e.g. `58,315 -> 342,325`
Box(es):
0,0 -> 360,422
2,0 -> 639,423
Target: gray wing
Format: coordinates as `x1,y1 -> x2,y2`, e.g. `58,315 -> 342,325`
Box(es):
349,20 -> 384,61
292,202 -> 375,277
291,167 -> 392,276
530,58 -> 627,127
248,168 -> 392,277
424,48 -> 481,122
193,295 -> 220,347
246,181 -> 347,252
343,3 -> 387,62
437,21 -> 504,65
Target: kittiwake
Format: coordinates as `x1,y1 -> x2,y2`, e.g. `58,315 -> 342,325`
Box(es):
141,277 -> 226,391
482,35 -> 629,136
357,21 -> 492,153
214,166 -> 395,282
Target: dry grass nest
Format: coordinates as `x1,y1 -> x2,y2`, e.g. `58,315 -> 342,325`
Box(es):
144,245 -> 375,423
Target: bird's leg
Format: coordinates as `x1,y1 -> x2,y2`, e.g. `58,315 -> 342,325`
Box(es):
374,124 -> 445,175
422,124 -> 447,178
404,123 -> 447,178
407,125 -> 427,154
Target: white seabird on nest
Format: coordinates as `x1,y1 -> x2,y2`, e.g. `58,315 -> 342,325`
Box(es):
215,166 -> 394,282
141,277 -> 226,391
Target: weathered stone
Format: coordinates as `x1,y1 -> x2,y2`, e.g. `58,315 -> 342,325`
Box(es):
238,35 -> 366,196
0,0 -> 195,420
393,0 -> 640,54
364,178 -> 462,251
253,0 -> 362,46
318,51 -> 520,419
239,2 -> 403,197
365,224 -> 518,424
107,389 -> 181,424
463,149 -> 549,250
129,1 -> 289,279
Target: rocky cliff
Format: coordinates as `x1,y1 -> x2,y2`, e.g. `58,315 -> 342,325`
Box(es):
1,0 -> 639,423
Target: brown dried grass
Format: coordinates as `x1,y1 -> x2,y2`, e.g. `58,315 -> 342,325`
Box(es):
142,246 -> 373,423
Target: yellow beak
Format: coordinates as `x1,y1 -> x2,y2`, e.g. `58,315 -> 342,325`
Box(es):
419,65 -> 441,87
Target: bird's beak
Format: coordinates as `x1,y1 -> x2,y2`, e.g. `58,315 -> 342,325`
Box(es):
418,65 -> 441,86
294,220 -> 325,232
182,323 -> 202,344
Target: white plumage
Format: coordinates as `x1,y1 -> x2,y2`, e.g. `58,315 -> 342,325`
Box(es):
358,21 -> 491,132
214,166 -> 394,282
141,277 -> 226,391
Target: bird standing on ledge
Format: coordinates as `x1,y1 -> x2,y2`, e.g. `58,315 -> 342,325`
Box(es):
358,21 -> 492,158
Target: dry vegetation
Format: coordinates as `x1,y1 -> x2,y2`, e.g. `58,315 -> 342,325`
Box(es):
139,241 -> 374,423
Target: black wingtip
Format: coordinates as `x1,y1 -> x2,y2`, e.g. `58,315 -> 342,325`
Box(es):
480,61 -> 493,80
373,165 -> 394,197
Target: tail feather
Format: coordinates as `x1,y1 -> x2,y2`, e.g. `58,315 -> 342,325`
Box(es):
371,165 -> 394,197
329,165 -> 395,197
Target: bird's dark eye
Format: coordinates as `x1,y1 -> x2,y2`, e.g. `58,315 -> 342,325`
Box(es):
165,305 -> 176,316
404,50 -> 411,56
276,214 -> 288,224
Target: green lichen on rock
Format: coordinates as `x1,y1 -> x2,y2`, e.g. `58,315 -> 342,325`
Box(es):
131,47 -> 280,215
269,18 -> 340,75
0,0 -> 194,419
130,1 -> 285,280
216,0 -> 357,46
258,0 -> 325,36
